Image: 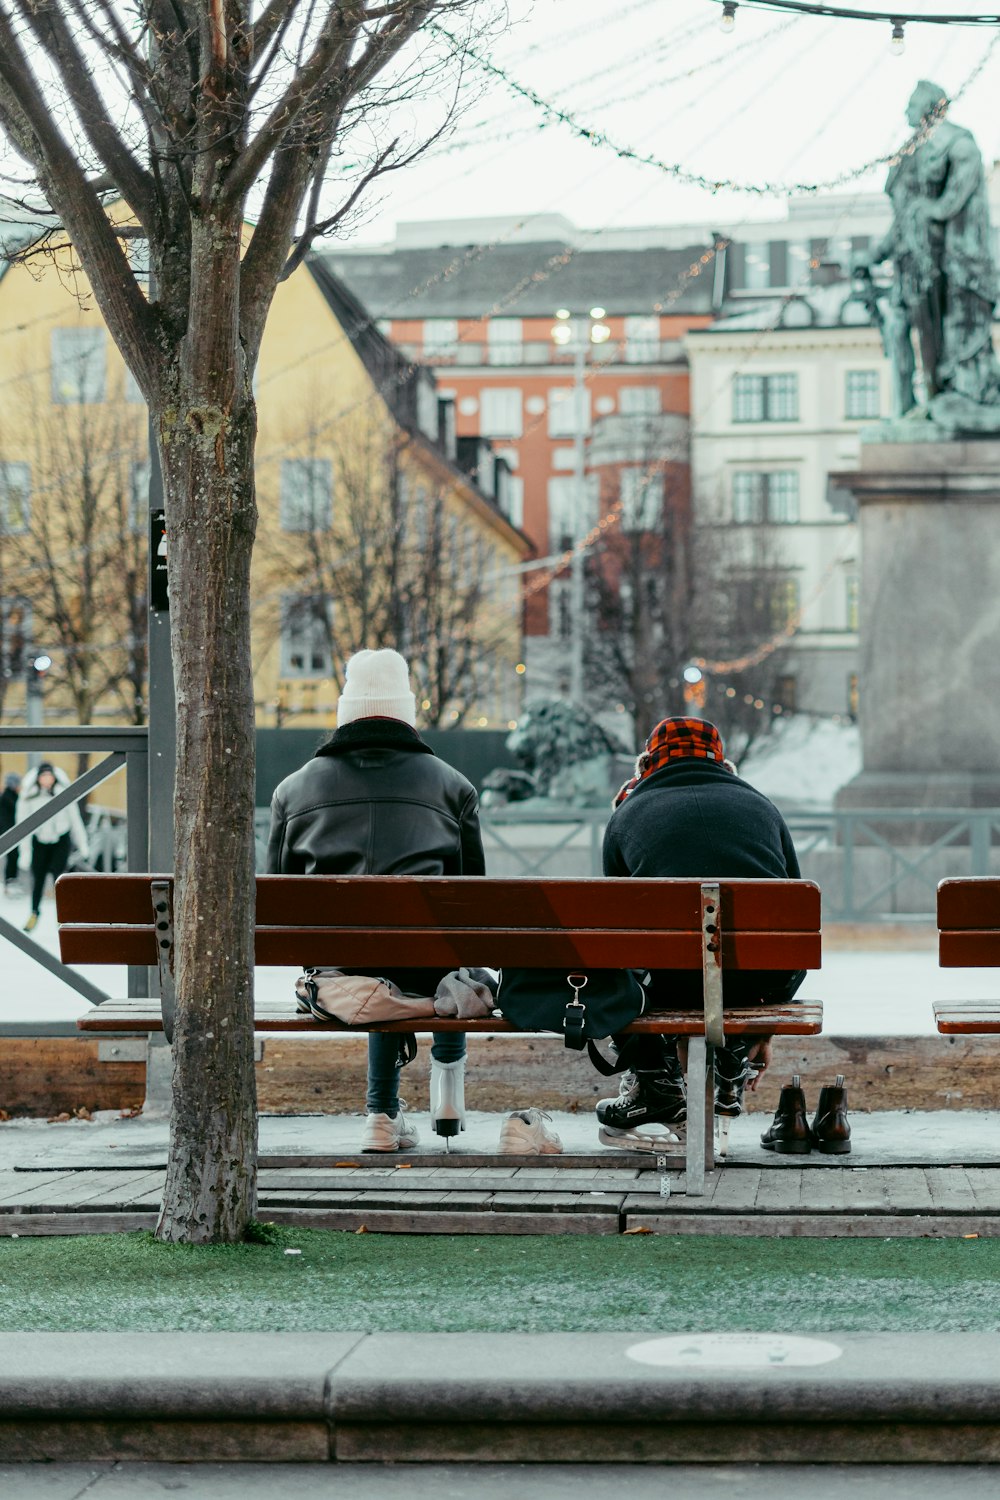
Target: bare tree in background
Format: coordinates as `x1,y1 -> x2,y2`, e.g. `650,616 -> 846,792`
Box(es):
0,0 -> 494,1241
258,407 -> 512,727
1,361 -> 149,730
689,517 -> 797,761
584,428 -> 794,756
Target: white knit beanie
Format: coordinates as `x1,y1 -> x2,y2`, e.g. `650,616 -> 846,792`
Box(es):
337,649 -> 417,727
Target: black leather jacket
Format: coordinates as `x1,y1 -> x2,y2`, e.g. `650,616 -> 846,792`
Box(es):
265,719 -> 485,878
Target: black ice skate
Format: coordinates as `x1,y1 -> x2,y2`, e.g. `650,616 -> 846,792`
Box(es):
596,1067 -> 687,1152
713,1040 -> 757,1158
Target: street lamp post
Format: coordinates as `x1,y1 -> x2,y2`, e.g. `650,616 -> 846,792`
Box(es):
25,652 -> 51,771
551,306 -> 611,705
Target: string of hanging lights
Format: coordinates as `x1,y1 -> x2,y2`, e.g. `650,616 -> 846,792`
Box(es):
714,2 -> 1000,57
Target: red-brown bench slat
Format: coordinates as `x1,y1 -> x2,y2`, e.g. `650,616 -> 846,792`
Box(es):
55,873 -> 821,932
77,999 -> 824,1036
939,932 -> 1000,968
58,923 -> 821,972
933,1001 -> 1000,1034
938,878 -> 1000,932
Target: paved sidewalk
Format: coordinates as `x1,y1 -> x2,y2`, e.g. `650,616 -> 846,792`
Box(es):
4,1108 -> 1000,1237
2,1463 -> 999,1498
4,1105 -> 1000,1173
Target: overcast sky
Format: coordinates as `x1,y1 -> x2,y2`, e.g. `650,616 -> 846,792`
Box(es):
346,0 -> 1000,244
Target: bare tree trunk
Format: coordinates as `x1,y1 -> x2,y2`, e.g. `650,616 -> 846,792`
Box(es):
155,221 -> 259,1243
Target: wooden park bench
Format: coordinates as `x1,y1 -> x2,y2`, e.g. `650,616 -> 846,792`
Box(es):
56,872 -> 823,1194
935,876 -> 1000,1037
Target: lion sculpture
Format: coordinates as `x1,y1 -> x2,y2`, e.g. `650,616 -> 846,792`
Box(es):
482,698 -> 622,808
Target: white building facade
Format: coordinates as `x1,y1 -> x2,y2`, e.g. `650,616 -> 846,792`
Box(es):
686,285 -> 890,720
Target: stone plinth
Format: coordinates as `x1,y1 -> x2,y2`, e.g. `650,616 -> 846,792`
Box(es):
833,440 -> 1000,816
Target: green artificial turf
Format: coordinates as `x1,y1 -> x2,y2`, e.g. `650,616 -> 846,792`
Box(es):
1,1227 -> 999,1332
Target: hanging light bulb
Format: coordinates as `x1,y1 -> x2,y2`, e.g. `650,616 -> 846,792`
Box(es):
889,20 -> 905,55
720,2 -> 737,34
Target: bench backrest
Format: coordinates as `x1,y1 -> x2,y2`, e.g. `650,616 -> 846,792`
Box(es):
938,877 -> 1000,966
56,873 -> 821,970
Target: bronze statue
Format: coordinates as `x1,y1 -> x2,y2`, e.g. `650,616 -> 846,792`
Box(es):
855,80 -> 1000,434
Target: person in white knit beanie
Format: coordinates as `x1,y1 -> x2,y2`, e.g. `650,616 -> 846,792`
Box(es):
336,648 -> 416,728
267,644 -> 488,1154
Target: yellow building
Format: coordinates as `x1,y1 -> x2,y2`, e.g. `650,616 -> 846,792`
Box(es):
253,259 -> 530,730
0,224 -> 529,761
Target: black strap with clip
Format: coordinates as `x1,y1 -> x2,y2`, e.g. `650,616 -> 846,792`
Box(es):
562,971 -> 588,1051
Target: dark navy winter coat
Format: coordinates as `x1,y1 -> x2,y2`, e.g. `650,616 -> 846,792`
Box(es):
602,758 -> 804,1007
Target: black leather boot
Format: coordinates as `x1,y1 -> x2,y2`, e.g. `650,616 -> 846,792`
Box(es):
760,1074 -> 812,1154
811,1074 -> 851,1155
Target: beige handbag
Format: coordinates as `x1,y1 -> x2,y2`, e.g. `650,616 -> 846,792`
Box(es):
295,968 -> 436,1026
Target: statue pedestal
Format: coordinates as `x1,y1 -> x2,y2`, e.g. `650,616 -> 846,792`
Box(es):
833,440 -> 1000,820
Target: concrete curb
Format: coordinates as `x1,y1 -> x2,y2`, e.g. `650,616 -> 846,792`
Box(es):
4,1332 -> 1000,1463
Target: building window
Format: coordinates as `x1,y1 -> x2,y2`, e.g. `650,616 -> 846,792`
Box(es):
280,594 -> 332,678
732,373 -> 798,423
770,577 -> 800,630
548,475 -> 598,549
845,369 -> 880,420
480,387 -> 523,438
624,315 -> 660,363
280,458 -> 333,531
732,470 -> 800,524
487,318 -> 522,365
0,462 -> 31,534
846,574 -> 860,631
422,319 -> 458,359
786,240 -> 812,287
743,242 -> 771,291
619,386 -> 661,416
548,386 -> 590,437
549,578 -> 573,641
415,377 -> 439,440
51,327 -> 106,404
619,469 -> 664,531
506,476 -> 524,528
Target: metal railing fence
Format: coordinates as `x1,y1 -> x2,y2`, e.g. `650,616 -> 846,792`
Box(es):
0,727 -> 148,1004
5,771 -> 1000,1029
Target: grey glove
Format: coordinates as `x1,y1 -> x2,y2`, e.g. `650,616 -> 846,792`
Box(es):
433,967 -> 496,1019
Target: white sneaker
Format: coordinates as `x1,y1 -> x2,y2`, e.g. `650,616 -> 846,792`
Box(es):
361,1103 -> 419,1153
498,1108 -> 563,1155
430,1056 -> 466,1138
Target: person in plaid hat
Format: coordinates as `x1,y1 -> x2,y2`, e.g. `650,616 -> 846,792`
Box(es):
597,715 -> 804,1149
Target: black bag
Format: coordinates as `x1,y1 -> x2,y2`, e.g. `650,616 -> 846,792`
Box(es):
495,967 -> 647,1051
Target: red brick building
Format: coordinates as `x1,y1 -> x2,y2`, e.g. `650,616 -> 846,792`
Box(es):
328,218 -> 718,698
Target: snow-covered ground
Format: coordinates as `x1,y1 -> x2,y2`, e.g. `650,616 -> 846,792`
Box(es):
739,715 -> 861,813
2,892 -> 996,1037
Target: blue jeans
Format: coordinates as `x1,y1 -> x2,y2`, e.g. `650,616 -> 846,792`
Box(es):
366,1032 -> 466,1117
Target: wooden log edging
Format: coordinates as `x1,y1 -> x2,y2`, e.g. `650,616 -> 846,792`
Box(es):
0,1032 -> 996,1117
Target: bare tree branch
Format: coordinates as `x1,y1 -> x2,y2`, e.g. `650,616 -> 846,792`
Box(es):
64,0 -> 167,153
280,136 -> 398,281
0,6 -> 157,389
220,2 -> 362,211
15,0 -> 156,227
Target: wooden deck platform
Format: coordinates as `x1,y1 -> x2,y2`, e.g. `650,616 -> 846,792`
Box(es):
4,1157 -> 1000,1238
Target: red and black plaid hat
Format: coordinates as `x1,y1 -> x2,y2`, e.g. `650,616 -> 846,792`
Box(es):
641,716 -> 726,766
